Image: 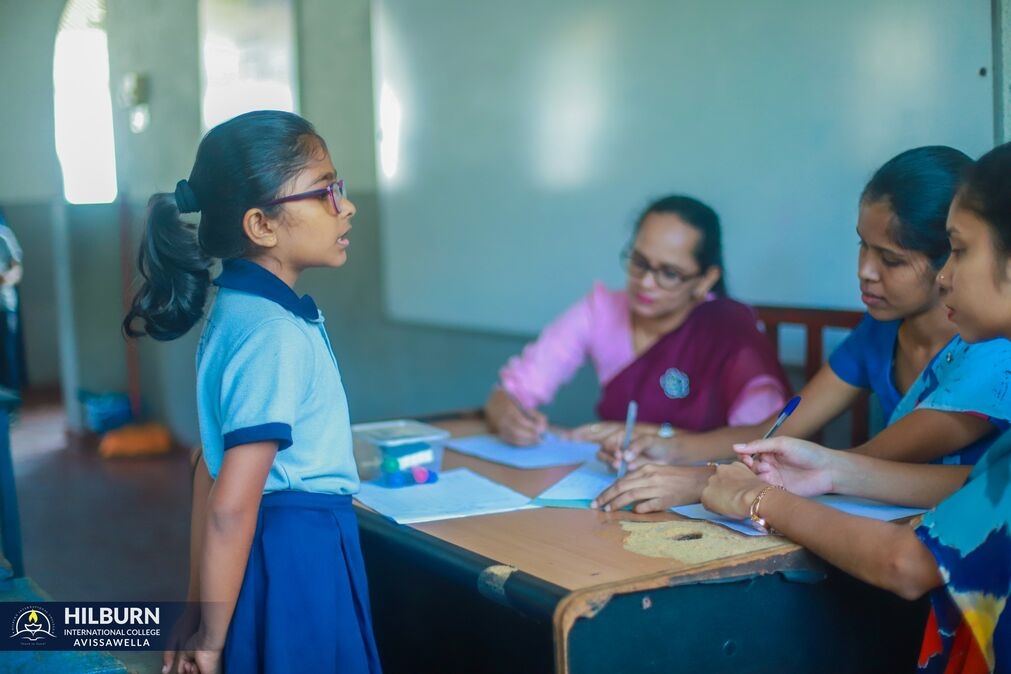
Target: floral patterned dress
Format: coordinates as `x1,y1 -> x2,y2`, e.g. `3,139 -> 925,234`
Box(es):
915,428 -> 1011,673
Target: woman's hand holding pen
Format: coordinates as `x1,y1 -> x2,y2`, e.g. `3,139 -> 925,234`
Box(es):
485,388 -> 548,446
596,428 -> 674,471
733,437 -> 836,497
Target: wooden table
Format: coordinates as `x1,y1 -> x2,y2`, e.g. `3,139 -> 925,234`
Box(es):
355,420 -> 926,674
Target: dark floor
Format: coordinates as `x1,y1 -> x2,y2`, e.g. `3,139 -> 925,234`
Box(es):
11,390 -> 191,673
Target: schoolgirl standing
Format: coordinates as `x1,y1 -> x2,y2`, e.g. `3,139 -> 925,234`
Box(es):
125,110 -> 381,674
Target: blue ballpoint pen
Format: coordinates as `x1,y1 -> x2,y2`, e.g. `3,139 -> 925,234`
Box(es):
761,395 -> 802,440
616,400 -> 638,478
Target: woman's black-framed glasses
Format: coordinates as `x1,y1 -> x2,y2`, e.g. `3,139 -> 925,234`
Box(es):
263,179 -> 346,214
620,247 -> 702,289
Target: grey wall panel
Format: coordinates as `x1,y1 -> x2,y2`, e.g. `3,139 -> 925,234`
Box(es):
374,0 -> 994,335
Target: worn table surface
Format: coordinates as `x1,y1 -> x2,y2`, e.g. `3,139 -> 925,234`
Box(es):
355,419 -> 925,674
406,420 -> 800,592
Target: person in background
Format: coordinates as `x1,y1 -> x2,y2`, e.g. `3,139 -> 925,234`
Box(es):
0,207 -> 26,392
485,195 -> 790,446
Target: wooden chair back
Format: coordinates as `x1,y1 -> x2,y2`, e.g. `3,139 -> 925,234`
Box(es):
754,306 -> 869,445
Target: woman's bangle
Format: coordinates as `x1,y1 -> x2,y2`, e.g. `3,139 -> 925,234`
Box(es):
749,484 -> 785,534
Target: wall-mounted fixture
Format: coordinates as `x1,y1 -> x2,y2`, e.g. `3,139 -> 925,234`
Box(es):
119,71 -> 150,133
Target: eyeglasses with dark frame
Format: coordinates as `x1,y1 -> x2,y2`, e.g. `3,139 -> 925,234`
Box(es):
263,179 -> 346,214
620,247 -> 703,289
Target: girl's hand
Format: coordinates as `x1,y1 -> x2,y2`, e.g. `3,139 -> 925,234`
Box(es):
733,437 -> 835,497
178,629 -> 222,674
591,464 -> 712,513
700,462 -> 768,519
596,430 -> 671,471
485,388 -> 548,446
161,605 -> 200,674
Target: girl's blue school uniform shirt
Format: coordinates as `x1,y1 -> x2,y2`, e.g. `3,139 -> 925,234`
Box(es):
827,314 -> 903,420
196,259 -> 359,495
890,334 -> 1011,465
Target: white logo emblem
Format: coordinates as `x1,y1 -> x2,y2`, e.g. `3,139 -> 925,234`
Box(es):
11,605 -> 56,644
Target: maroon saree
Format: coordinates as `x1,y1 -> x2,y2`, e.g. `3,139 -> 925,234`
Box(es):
595,298 -> 790,431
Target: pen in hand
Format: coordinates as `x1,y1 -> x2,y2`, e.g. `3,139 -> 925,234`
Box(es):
616,400 -> 638,478
761,395 -> 802,440
502,388 -> 547,443
740,395 -> 802,464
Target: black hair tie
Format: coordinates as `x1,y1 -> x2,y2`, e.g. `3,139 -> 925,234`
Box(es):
174,179 -> 201,214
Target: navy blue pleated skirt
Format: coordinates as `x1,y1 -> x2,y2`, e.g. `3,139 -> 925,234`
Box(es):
223,491 -> 382,673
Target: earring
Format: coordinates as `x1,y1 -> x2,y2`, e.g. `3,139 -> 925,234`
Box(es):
938,273 -> 945,281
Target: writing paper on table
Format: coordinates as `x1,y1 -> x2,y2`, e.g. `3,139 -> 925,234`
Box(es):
356,468 -> 537,524
531,461 -> 615,508
447,433 -> 599,469
672,495 -> 927,536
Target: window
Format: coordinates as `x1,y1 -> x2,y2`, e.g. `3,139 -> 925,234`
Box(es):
53,0 -> 118,204
199,0 -> 299,131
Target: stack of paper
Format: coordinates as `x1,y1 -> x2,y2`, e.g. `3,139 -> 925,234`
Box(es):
356,468 -> 537,524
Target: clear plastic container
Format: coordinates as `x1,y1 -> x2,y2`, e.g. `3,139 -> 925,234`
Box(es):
351,419 -> 450,483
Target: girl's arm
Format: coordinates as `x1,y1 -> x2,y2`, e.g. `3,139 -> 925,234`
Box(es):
851,408 -> 995,462
737,437 -> 971,507
163,451 -> 213,674
702,464 -> 942,600
194,442 -> 276,654
831,450 -> 971,506
188,452 -> 212,601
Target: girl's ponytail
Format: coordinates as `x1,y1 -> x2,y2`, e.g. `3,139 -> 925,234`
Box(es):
123,191 -> 212,341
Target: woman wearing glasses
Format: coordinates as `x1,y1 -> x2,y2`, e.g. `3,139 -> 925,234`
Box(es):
485,195 -> 791,446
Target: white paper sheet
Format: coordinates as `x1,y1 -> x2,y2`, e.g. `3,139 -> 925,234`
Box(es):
356,468 -> 537,524
446,433 -> 599,468
672,494 -> 927,536
531,461 -> 616,507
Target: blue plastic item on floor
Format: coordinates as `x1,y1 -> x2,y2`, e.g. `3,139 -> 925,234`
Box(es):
77,391 -> 133,434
